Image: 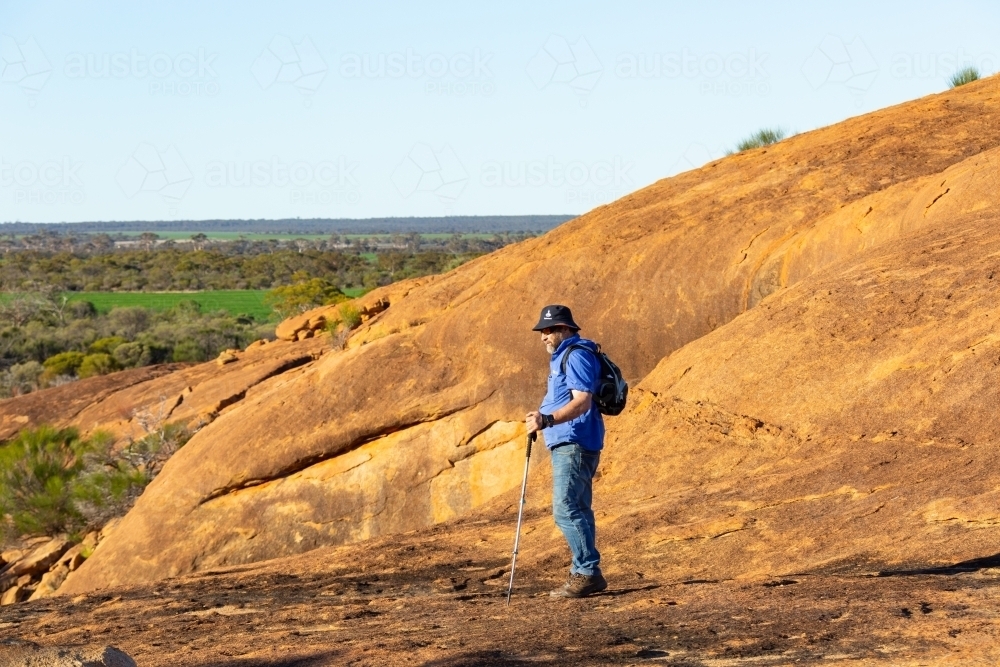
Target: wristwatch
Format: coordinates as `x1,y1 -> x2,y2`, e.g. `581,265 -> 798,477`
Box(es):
541,413 -> 555,428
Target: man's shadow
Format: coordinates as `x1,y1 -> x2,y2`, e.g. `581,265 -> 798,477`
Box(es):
878,553 -> 1000,577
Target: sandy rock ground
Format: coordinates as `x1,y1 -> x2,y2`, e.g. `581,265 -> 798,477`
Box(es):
3,516 -> 1000,666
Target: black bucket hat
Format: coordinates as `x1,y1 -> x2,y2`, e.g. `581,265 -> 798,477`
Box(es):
532,304 -> 581,331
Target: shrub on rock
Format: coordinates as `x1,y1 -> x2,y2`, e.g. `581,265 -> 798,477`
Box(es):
0,423 -> 189,542
87,336 -> 128,355
0,427 -> 96,537
112,341 -> 151,368
78,353 -> 119,379
41,351 -> 85,379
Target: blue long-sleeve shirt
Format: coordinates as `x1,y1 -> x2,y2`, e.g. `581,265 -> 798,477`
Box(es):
539,334 -> 605,451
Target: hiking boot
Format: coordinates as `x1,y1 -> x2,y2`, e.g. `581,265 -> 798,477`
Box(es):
548,572 -> 608,598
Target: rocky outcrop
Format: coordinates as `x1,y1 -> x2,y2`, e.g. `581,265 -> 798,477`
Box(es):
18,76 -> 1000,593
0,532 -> 101,604
0,365 -> 186,442
273,276 -> 432,341
0,640 -> 135,667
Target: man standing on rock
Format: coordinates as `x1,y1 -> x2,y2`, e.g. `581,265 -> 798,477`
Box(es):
525,304 -> 607,598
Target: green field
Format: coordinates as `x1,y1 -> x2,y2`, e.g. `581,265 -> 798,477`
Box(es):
58,287 -> 368,320
64,290 -> 274,319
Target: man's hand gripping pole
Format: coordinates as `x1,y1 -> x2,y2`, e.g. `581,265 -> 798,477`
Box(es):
505,431 -> 536,606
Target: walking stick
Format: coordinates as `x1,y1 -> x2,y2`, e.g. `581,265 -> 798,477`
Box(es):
506,431 -> 536,606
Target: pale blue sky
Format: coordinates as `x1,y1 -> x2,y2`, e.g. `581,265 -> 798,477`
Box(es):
1,1 -> 997,223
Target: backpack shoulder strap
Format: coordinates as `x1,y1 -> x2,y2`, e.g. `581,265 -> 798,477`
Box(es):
560,343 -> 599,375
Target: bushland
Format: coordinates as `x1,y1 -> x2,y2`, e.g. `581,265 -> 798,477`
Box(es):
0,423 -> 189,543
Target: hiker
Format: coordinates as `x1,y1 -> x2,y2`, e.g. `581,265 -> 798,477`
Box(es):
525,304 -> 608,598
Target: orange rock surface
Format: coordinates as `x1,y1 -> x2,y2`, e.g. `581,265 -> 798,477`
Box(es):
0,77 -> 996,603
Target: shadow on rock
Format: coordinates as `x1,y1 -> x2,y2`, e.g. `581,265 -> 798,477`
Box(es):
185,651 -> 344,667
591,583 -> 661,597
419,652 -> 572,667
878,552 -> 1000,577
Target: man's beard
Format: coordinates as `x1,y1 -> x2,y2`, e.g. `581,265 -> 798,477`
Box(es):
545,342 -> 556,353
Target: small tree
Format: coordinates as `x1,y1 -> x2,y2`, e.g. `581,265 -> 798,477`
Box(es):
0,294 -> 46,327
0,362 -> 43,398
171,339 -> 205,363
138,232 -> 159,250
78,353 -> 118,378
42,351 -> 86,378
113,341 -> 152,368
88,336 -> 127,355
377,252 -> 408,280
338,302 -> 362,329
264,278 -> 348,319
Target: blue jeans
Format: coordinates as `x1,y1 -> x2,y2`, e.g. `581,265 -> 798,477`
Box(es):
550,442 -> 601,576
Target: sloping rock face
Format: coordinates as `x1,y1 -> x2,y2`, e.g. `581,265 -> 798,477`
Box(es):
52,76 -> 1000,593
590,210 -> 1000,582
0,365 -> 186,442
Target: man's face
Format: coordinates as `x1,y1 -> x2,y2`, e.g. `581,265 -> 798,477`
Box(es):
539,326 -> 574,353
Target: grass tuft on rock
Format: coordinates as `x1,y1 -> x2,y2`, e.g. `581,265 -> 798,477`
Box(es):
731,128 -> 787,154
949,66 -> 980,88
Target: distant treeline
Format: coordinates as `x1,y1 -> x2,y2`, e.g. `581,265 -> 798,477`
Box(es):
0,230 -> 532,256
0,215 -> 574,235
0,248 -> 481,292
0,294 -> 273,399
